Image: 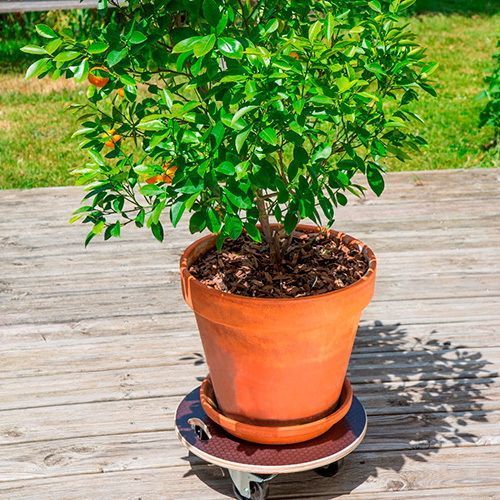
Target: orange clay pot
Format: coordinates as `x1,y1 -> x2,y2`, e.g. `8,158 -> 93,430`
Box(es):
180,224 -> 376,444
200,376 -> 353,445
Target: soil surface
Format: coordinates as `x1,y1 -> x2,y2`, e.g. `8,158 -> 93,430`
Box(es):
189,231 -> 369,298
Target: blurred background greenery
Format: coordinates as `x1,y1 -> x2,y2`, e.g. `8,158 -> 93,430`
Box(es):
0,1 -> 498,189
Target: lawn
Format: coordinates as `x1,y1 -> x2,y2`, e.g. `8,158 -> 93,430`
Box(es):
0,6 -> 498,189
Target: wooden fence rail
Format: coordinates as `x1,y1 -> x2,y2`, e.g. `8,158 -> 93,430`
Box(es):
0,0 -> 98,13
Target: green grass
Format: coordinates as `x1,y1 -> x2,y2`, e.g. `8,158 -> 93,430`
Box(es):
392,13 -> 499,171
0,9 -> 498,189
0,84 -> 87,188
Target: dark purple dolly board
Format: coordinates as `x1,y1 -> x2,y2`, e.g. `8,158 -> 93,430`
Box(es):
175,386 -> 367,475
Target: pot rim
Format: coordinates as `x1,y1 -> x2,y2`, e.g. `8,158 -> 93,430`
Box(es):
180,224 -> 377,304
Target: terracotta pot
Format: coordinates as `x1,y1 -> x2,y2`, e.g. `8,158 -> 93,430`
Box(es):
180,225 -> 376,443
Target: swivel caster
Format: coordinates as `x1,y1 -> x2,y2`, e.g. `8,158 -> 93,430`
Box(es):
229,471 -> 274,500
314,458 -> 344,477
232,479 -> 269,500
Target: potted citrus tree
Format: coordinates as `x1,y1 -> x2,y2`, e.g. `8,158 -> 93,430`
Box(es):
25,0 -> 436,444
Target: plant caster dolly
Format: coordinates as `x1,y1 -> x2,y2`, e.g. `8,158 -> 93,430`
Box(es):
175,386 -> 367,499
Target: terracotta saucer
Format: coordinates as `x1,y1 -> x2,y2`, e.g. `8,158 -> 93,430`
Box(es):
200,377 -> 353,445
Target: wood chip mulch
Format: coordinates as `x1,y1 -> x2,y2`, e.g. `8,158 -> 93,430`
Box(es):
189,231 -> 369,298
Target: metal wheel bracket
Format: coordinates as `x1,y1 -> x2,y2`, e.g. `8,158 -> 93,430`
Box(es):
228,469 -> 275,499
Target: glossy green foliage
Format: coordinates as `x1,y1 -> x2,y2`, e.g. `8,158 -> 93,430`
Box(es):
25,0 -> 436,246
479,43 -> 499,141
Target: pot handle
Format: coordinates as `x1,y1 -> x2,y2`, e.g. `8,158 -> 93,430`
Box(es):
187,418 -> 212,441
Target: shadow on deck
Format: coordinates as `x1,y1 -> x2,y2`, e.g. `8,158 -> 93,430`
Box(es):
178,320 -> 497,498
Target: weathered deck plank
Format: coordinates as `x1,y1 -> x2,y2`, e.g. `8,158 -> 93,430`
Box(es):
0,168 -> 499,498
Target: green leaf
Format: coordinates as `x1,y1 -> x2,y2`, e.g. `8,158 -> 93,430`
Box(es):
119,73 -> 136,86
45,38 -> 63,55
336,76 -> 356,93
326,13 -> 336,40
264,18 -> 279,35
284,211 -> 298,234
218,37 -> 244,59
336,192 -> 348,206
25,58 -> 50,79
106,49 -> 127,67
244,223 -> 262,242
318,194 -> 334,220
365,62 -> 386,76
110,221 -> 121,237
371,139 -> 387,156
224,187 -> 252,209
140,184 -> 164,196
88,149 -> 105,166
211,122 -> 225,147
35,24 -> 58,39
170,201 -> 185,227
151,222 -> 164,242
93,220 -> 105,235
150,200 -> 166,225
88,41 -> 109,54
189,212 -> 207,233
259,127 -> 278,146
419,82 -> 437,97
224,216 -> 243,239
293,145 -> 309,164
288,161 -> 299,181
74,59 -> 89,82
112,197 -> 124,213
231,105 -> 257,126
193,34 -> 216,57
206,207 -> 222,232
292,99 -> 305,115
137,117 -> 165,131
129,31 -> 147,44
54,51 -> 80,62
135,209 -> 145,228
216,161 -> 236,175
84,230 -> 97,247
367,165 -> 385,196
368,0 -> 382,12
236,128 -> 251,153
21,44 -> 46,55
203,0 -> 221,26
420,62 -> 439,77
308,20 -> 322,42
172,36 -> 201,54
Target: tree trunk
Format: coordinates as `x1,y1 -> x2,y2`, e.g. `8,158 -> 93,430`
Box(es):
255,194 -> 281,265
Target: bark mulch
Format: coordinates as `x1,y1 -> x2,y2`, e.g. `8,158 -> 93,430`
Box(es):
189,231 -> 369,298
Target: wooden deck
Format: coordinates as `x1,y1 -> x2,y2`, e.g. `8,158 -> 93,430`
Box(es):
0,168 -> 499,499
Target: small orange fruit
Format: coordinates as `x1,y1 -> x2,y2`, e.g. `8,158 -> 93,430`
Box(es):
146,175 -> 161,184
104,134 -> 122,148
145,164 -> 178,185
88,66 -> 110,88
162,164 -> 178,184
117,87 -> 125,97
289,51 -> 300,60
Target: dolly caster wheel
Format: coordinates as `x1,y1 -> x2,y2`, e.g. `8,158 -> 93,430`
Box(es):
314,458 -> 344,477
229,470 -> 273,500
232,480 -> 269,500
